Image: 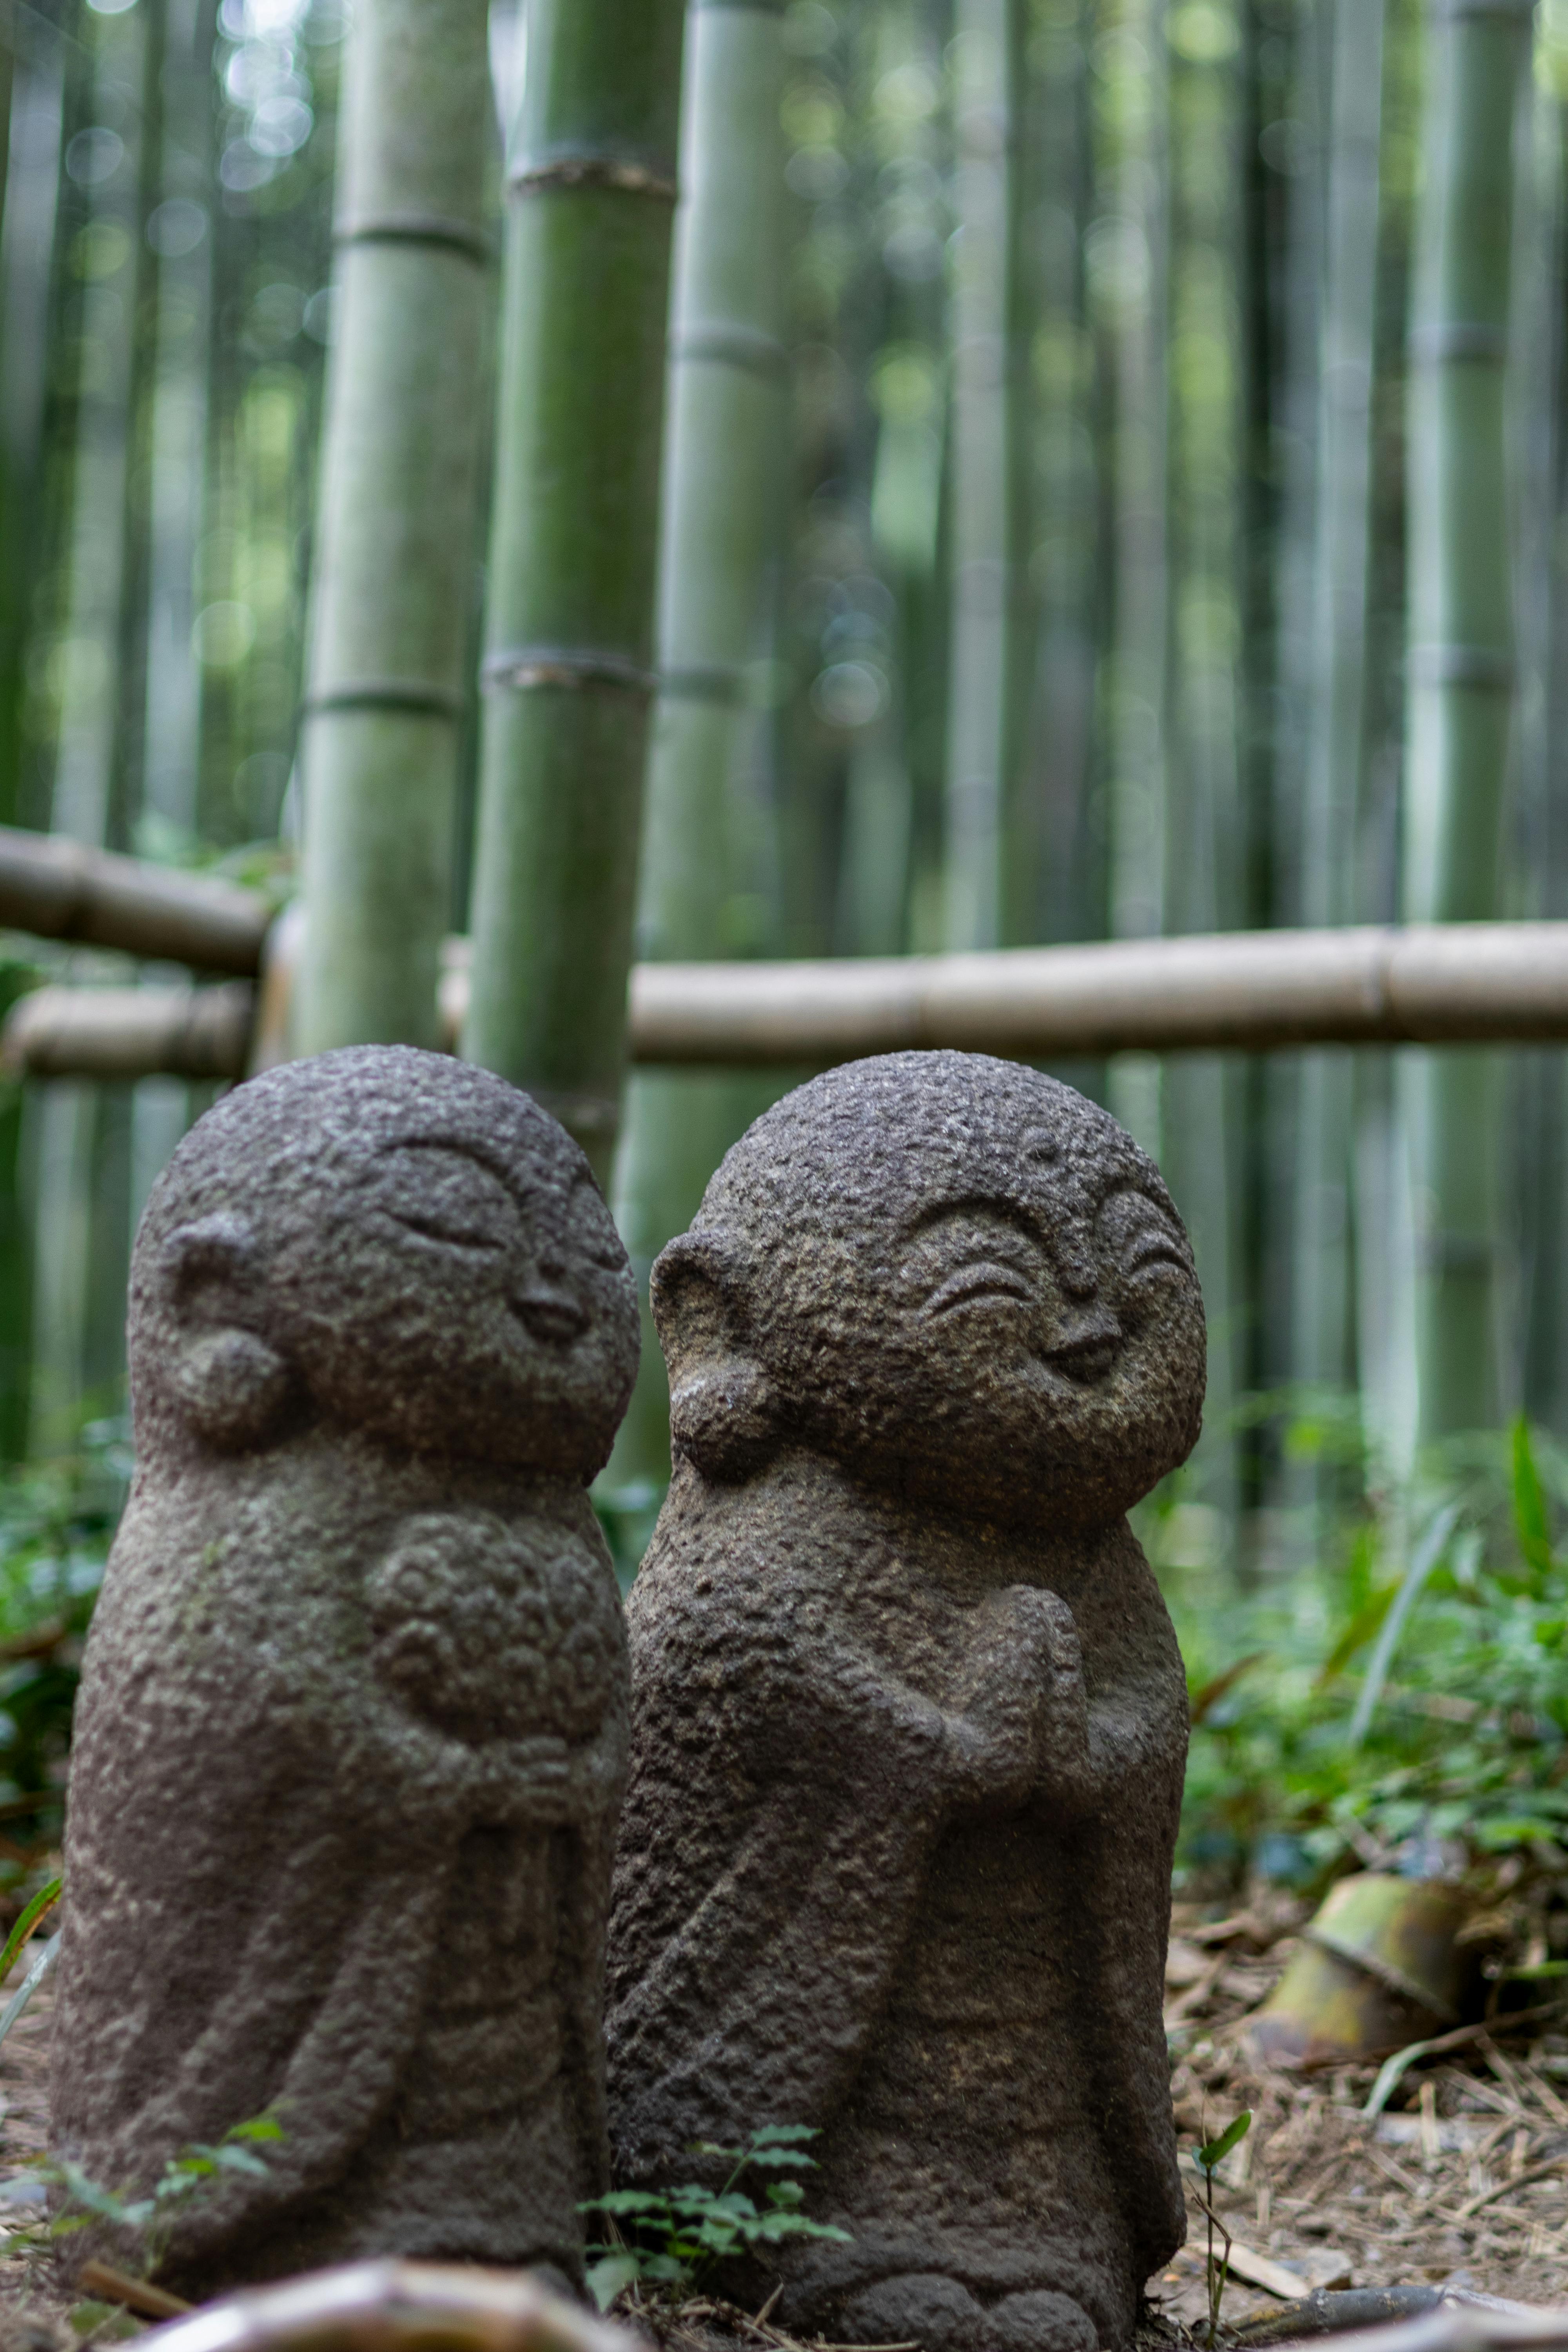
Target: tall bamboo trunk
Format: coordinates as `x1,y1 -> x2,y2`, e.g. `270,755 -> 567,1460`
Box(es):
1159,0 -> 1247,1538
462,0 -> 687,1183
294,0 -> 491,1056
30,0 -> 151,1454
1099,0 -> 1170,1165
944,0 -> 1026,950
1401,0 -> 1530,1440
605,0 -> 787,1514
1292,0 -> 1387,1429
0,38 -> 67,1457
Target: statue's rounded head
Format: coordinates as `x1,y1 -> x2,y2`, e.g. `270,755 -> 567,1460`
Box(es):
652,1051 -> 1205,1527
130,1045 -> 639,1476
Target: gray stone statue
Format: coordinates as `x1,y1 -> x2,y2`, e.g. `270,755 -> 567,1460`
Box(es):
606,1051 -> 1205,2352
52,1046 -> 640,2299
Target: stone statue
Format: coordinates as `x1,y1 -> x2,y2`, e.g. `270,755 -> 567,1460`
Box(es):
606,1051 -> 1205,2352
52,1046 -> 640,2299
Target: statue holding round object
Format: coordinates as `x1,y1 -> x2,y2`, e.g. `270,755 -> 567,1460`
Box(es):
51,1045 -> 640,2301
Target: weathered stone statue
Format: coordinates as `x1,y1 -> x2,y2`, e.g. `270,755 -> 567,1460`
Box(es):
53,1046 -> 639,2299
606,1051 -> 1205,2352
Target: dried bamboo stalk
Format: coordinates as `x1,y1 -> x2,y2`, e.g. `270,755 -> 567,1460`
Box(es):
1,983 -> 254,1080
0,830 -> 269,975
18,924 -> 1568,1081
138,2261 -> 646,2352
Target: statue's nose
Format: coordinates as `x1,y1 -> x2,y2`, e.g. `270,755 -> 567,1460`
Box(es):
514,1285 -> 588,1344
1044,1307 -> 1122,1383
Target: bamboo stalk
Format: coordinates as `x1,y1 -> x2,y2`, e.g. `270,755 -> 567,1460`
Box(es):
3,984 -> 255,1082
461,0 -> 687,1182
292,0 -> 492,1055
608,0 -> 789,1494
944,0 -> 1027,951
135,2259 -> 644,2352
22,925 -> 1568,1082
0,827 -> 269,972
1401,0 -> 1532,1438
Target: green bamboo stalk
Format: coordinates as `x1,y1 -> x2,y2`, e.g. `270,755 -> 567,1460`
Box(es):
293,0 -> 492,1056
605,0 -> 788,1508
462,0 -> 686,1182
1292,0 -> 1387,1411
1159,0 -> 1247,1536
30,0 -> 151,1456
944,0 -> 1027,951
1401,0 -> 1531,1441
1099,0 -> 1169,1164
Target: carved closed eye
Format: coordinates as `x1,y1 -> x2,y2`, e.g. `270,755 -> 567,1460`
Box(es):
923,1258 -> 1034,1316
389,1206 -> 511,1254
1097,1189 -> 1189,1287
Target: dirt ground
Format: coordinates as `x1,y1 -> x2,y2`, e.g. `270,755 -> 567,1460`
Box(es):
2,1890 -> 1568,2352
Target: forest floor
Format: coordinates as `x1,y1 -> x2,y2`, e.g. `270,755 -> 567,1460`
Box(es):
0,1889 -> 1567,2352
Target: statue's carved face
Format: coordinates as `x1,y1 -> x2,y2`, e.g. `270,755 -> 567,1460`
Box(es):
656,1054 -> 1205,1526
133,1048 -> 640,1477
867,1170 -> 1203,1521
278,1126 -> 636,1467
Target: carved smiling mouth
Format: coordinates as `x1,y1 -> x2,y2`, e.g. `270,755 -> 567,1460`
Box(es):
1044,1328 -> 1122,1385
514,1288 -> 588,1345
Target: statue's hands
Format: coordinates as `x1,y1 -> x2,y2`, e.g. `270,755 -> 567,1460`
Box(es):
946,1584 -> 1092,1817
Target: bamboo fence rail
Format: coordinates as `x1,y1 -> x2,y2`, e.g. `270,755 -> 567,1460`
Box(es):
7,898 -> 1568,1080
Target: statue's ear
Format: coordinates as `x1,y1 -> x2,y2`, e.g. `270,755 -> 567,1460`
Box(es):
158,1215 -> 296,1452
652,1230 -> 777,1483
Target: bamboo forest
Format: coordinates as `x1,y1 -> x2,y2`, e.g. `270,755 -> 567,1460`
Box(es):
15,0 -> 1568,2336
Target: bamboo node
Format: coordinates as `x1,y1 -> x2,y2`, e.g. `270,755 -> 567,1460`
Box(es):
1406,644 -> 1515,688
508,156 -> 679,203
333,210 -> 493,264
1409,321 -> 1508,363
481,648 -> 658,698
304,679 -> 467,720
670,323 -> 789,379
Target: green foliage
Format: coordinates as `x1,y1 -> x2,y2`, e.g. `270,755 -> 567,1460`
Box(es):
0,1430 -> 123,1859
580,2125 -> 852,2312
1193,2110 -> 1251,2348
42,2114 -> 283,2279
0,1875 -> 59,1983
1153,1405 -> 1568,1893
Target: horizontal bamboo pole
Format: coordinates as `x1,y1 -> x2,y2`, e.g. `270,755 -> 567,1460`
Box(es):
137,2258 -> 642,2352
621,923 -> 1568,1063
2,982 -> 254,1080
0,829 -> 270,975
9,921 -> 1568,1081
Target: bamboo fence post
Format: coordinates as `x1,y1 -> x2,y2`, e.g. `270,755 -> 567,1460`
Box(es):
606,0 -> 788,1501
1401,0 -> 1531,1440
292,0 -> 492,1056
461,0 -> 687,1185
944,0 -> 1027,951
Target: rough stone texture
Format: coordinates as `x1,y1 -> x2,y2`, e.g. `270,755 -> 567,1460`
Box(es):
52,1046 -> 639,2299
605,1051 -> 1205,2352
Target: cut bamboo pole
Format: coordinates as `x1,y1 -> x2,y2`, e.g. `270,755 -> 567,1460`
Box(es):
462,0 -> 688,1182
135,2259 -> 642,2352
0,828 -> 269,973
293,0 -> 492,1055
17,924 -> 1568,1082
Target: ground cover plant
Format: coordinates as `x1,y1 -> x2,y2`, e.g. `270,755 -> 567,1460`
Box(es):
1148,1405 -> 1568,1915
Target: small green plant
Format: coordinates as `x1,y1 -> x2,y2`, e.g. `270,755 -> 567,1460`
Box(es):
44,2112 -> 284,2279
1193,2109 -> 1251,2350
579,2124 -> 852,2313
